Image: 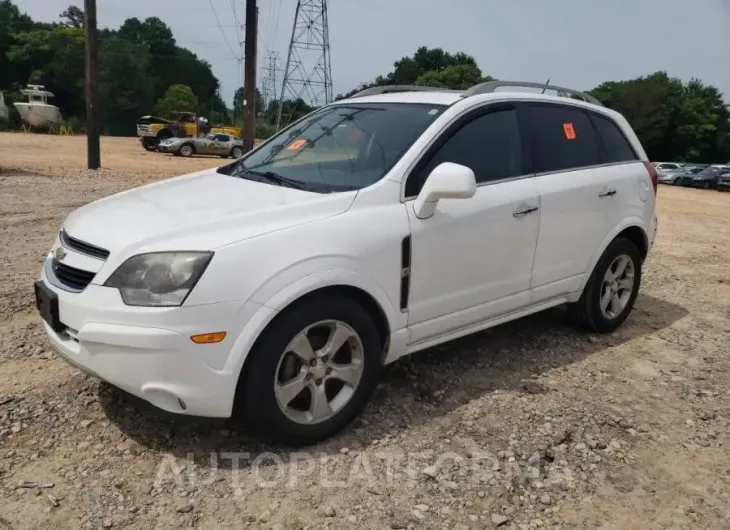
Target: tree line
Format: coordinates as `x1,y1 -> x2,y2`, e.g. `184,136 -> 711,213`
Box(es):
2,0 -> 728,162
0,1 -> 233,135
342,46 -> 730,164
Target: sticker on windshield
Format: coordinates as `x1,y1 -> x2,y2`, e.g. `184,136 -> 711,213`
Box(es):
287,138 -> 308,150
563,123 -> 576,140
428,109 -> 440,116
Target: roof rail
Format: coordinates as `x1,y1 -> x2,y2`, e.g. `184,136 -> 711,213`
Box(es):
348,85 -> 456,98
461,80 -> 603,106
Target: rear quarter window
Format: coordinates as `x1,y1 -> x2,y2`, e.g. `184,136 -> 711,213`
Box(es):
591,114 -> 638,163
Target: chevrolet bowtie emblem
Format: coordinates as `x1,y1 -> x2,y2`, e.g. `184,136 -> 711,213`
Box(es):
55,247 -> 67,261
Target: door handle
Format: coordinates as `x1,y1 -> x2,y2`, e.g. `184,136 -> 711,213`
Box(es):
598,188 -> 617,198
513,205 -> 539,217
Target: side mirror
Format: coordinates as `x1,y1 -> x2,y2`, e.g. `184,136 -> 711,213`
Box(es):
413,162 -> 477,219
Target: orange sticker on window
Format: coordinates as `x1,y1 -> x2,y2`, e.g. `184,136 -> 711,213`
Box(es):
287,138 -> 307,150
563,123 -> 576,140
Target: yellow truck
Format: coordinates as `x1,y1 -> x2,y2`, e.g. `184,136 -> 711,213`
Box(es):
136,111 -> 241,151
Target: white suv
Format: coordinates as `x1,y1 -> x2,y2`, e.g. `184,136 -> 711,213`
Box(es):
35,81 -> 658,445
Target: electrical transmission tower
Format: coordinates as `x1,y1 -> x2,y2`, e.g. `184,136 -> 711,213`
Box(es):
261,51 -> 280,116
276,0 -> 333,130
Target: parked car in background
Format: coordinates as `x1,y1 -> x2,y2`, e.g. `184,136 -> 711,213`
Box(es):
652,162 -> 685,177
676,165 -> 730,189
657,164 -> 705,185
158,133 -> 245,158
717,171 -> 730,191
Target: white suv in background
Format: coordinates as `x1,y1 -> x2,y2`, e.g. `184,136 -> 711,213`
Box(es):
35,81 -> 658,445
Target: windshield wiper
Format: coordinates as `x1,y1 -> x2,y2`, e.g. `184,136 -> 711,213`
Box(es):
240,168 -> 312,191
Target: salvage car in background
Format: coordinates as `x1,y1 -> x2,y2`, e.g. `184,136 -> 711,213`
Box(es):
158,133 -> 245,158
652,161 -> 685,177
676,165 -> 730,189
657,164 -> 706,185
717,172 -> 730,191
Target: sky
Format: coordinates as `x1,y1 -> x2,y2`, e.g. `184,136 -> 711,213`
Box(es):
17,0 -> 730,107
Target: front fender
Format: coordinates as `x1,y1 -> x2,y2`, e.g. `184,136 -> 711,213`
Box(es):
223,266 -> 406,385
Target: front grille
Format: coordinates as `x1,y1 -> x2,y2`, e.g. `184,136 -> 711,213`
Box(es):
60,230 -> 109,260
52,259 -> 96,291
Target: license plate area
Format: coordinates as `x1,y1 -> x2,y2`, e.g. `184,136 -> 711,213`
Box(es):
34,280 -> 65,333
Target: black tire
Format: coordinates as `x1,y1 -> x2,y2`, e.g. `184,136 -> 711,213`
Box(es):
179,143 -> 194,157
230,146 -> 244,159
568,237 -> 642,333
141,138 -> 158,151
672,178 -> 680,185
703,181 -> 710,190
235,295 -> 381,446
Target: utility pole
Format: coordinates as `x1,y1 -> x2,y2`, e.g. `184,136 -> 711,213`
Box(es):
84,0 -> 100,169
242,0 -> 257,152
237,23 -> 245,135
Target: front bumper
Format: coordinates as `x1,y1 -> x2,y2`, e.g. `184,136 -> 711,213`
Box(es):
38,256 -> 265,418
157,144 -> 179,153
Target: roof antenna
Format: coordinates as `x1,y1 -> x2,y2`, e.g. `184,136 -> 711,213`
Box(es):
541,78 -> 551,94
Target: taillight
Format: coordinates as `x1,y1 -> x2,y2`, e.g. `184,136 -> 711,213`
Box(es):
643,161 -> 658,194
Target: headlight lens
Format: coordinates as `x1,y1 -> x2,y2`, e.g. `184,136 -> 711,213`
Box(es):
104,252 -> 213,307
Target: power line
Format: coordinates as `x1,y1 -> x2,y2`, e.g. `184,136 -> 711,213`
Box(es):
229,0 -> 242,45
207,0 -> 239,60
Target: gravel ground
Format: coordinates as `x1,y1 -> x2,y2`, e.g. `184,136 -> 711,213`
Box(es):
1,134 -> 729,529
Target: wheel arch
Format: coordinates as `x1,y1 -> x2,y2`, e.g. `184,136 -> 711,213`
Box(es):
228,268 -> 402,391
230,280 -> 394,414
579,218 -> 649,294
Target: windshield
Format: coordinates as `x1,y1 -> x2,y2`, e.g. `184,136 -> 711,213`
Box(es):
218,103 -> 445,193
205,133 -> 216,140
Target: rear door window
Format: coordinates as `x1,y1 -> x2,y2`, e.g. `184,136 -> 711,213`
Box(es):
528,104 -> 601,173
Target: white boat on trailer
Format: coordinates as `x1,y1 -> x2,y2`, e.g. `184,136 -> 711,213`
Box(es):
0,92 -> 9,122
13,85 -> 63,129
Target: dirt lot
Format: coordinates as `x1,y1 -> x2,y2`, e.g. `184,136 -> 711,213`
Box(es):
1,133 -> 729,530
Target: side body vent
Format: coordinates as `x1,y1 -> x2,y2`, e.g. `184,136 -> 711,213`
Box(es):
400,235 -> 411,311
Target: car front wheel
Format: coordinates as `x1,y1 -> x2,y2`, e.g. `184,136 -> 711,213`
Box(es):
179,144 -> 194,157
231,146 -> 244,158
236,295 -> 381,446
568,237 -> 642,333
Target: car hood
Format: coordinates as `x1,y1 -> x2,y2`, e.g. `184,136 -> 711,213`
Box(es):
62,168 -> 356,257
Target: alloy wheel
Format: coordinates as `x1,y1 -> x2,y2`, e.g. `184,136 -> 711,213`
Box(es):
274,320 -> 365,425
599,254 -> 635,320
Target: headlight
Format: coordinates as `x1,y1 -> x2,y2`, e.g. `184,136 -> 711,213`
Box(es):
104,252 -> 213,307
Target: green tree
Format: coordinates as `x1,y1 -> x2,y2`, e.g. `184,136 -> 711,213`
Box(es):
155,84 -> 198,116
0,0 -> 35,91
590,72 -> 730,162
6,25 -> 86,117
390,46 -> 478,85
342,46 -> 483,98
415,63 -> 492,90
60,5 -> 84,27
99,35 -> 154,135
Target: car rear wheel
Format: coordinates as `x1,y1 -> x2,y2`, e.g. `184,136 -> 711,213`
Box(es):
235,295 -> 381,446
179,143 -> 194,157
568,237 -> 642,333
